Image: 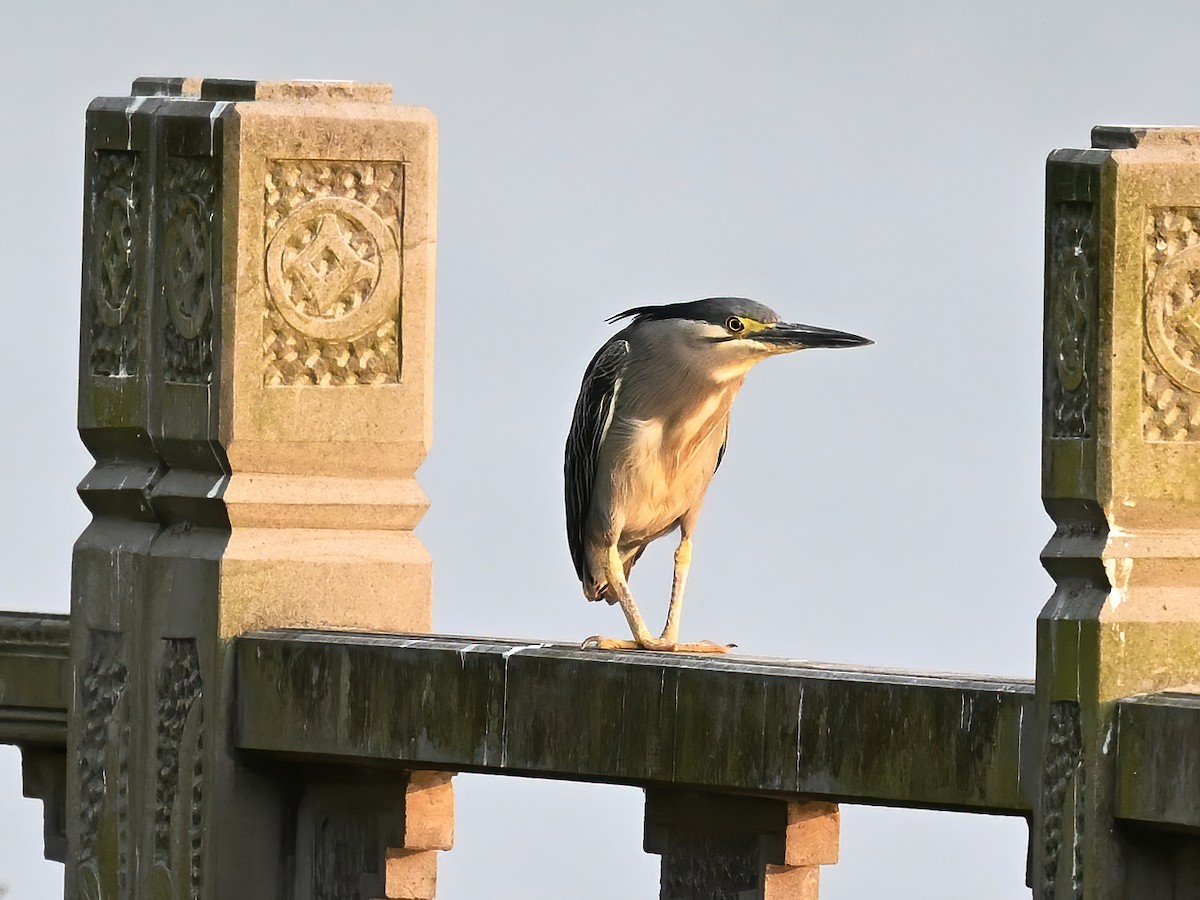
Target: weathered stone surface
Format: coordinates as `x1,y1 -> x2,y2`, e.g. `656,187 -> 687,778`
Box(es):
763,864 -> 819,900
1114,692 -> 1200,831
644,791 -> 834,900
402,771 -> 454,852
294,779 -> 406,900
62,78 -> 440,900
383,849 -> 438,899
782,800 -> 838,867
236,632 -> 1034,813
1037,125 -> 1200,898
646,791 -> 775,900
0,613 -> 69,745
21,745 -> 67,862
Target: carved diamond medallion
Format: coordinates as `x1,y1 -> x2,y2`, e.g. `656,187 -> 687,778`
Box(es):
262,161 -> 404,386
266,197 -> 398,341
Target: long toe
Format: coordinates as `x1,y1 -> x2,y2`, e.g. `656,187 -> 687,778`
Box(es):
580,635 -> 731,653
580,635 -> 642,651
671,640 -> 735,654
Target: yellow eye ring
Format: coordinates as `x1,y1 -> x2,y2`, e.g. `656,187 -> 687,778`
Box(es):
726,316 -> 745,334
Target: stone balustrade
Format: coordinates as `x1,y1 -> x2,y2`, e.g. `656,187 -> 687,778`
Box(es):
3,82 -> 1200,899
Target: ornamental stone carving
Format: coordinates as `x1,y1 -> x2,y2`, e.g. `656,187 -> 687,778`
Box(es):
77,630 -> 131,900
90,152 -> 141,378
161,158 -> 217,384
151,639 -> 204,900
262,161 -> 404,386
1040,701 -> 1084,900
1144,208 -> 1200,441
1047,203 -> 1096,440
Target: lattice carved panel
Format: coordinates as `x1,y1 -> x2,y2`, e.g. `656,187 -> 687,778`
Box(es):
262,160 -> 404,386
1144,208 -> 1200,441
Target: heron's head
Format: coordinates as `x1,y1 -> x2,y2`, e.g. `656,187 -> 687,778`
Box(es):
608,297 -> 871,379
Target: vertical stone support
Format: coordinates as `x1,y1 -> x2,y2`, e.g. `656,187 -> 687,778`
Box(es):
21,746 -> 68,863
69,84 -> 168,900
0,613 -> 70,862
67,77 -> 439,899
1037,126 -> 1200,899
291,769 -> 452,900
382,772 -> 455,900
645,791 -> 838,900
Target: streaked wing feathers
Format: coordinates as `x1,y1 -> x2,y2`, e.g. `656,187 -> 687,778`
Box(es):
564,339 -> 629,583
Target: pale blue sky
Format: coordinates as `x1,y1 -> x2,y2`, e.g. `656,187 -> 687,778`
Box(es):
1,1 -> 1190,896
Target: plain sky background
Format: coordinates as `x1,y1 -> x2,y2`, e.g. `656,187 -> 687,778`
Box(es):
1,1 -> 1194,896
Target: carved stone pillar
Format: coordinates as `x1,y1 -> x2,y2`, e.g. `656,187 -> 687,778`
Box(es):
67,77 -> 439,899
645,791 -> 839,900
1037,126 -> 1200,899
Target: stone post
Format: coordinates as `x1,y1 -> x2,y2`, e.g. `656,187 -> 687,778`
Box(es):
645,791 -> 839,899
1037,126 -> 1200,899
67,77 -> 441,899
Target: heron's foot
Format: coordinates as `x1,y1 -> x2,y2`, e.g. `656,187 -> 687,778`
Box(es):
580,635 -> 641,650
669,640 -> 735,654
581,635 -> 735,653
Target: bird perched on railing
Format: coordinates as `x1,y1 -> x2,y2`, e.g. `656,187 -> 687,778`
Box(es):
565,297 -> 871,652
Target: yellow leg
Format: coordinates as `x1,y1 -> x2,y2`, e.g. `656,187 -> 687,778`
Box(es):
581,541 -> 732,654
581,546 -> 669,650
658,536 -> 731,654
660,536 -> 692,644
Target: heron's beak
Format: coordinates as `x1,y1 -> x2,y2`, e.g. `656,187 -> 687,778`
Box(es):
753,322 -> 873,351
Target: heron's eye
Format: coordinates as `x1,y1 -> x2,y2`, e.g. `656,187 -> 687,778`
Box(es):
726,316 -> 745,334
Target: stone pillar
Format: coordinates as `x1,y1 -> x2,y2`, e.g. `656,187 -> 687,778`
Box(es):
645,791 -> 839,900
382,772 -> 455,900
292,770 -> 452,900
1037,126 -> 1200,899
67,77 -> 440,899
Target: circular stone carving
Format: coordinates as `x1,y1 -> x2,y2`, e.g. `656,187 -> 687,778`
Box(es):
1147,243 -> 1200,393
264,197 -> 399,342
95,183 -> 136,328
164,193 -> 211,340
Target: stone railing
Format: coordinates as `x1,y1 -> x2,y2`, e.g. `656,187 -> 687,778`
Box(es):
2,80 -> 1200,899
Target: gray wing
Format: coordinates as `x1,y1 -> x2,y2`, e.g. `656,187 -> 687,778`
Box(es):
564,338 -> 629,583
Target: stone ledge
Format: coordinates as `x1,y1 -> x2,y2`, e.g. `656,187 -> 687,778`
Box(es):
1115,691 -> 1200,831
235,630 -> 1035,814
0,612 -> 70,747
